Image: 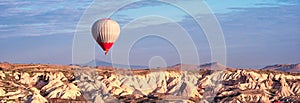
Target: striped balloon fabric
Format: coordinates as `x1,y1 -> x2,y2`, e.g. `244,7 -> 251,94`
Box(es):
92,18 -> 120,55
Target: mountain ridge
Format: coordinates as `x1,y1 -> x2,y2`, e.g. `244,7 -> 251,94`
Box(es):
261,63 -> 300,72
3,61 -> 299,72
85,60 -> 148,69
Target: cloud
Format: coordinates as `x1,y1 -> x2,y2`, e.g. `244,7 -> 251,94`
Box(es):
0,0 -> 166,38
0,1 -> 92,38
0,22 -> 76,38
111,0 -> 298,29
1,0 -> 299,38
119,0 -> 164,10
0,0 -> 30,6
0,1 -> 91,17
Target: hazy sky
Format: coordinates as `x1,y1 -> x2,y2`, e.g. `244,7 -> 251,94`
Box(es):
0,0 -> 299,68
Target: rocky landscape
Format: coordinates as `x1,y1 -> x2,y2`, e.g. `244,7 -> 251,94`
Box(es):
0,62 -> 299,103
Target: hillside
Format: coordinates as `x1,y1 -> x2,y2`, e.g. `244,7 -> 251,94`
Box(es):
169,62 -> 227,71
86,60 -> 148,69
0,62 -> 299,102
262,63 -> 300,72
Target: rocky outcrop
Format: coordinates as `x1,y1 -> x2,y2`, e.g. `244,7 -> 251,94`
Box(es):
0,63 -> 299,102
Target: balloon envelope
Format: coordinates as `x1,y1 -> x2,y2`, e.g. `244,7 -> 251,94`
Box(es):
92,18 -> 120,55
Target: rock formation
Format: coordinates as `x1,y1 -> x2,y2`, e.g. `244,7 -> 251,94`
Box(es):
0,63 -> 299,102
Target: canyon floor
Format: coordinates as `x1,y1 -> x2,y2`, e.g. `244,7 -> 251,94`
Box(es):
0,62 -> 299,103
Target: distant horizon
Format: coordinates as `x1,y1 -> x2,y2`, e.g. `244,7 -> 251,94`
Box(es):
1,60 -> 299,69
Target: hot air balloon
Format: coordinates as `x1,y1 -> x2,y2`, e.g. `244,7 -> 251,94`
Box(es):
92,18 -> 120,55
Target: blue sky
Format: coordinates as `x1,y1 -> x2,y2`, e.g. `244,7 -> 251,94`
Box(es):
0,0 -> 299,68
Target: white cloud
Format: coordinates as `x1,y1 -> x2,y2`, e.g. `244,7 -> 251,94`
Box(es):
0,23 -> 75,38
0,1 -> 91,17
0,1 -> 93,38
0,0 -> 30,5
